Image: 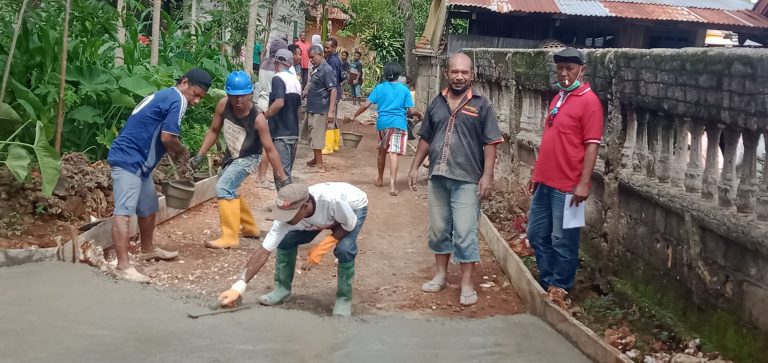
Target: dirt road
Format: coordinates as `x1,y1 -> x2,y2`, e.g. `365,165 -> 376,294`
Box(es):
133,104 -> 523,318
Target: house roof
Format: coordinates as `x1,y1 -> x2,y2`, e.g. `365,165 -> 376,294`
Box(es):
442,0 -> 768,27
415,0 -> 768,55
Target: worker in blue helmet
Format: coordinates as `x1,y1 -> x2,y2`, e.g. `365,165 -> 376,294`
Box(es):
191,70 -> 291,249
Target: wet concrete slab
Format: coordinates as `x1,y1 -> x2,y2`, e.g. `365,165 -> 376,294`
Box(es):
0,263 -> 590,363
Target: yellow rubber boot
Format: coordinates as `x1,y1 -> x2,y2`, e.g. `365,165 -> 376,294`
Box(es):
322,130 -> 335,155
239,198 -> 261,238
205,199 -> 241,249
333,128 -> 341,151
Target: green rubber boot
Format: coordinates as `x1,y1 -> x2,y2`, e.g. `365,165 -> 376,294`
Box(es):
332,260 -> 355,317
259,248 -> 297,306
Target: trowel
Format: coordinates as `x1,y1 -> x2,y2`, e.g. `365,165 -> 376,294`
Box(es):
186,297 -> 253,319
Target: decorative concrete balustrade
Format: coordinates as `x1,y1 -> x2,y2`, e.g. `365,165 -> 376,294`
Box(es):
415,48 -> 768,331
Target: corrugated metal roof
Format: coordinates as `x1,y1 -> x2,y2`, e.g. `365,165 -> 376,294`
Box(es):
445,0 -> 768,28
448,0 -> 560,13
689,8 -> 768,27
601,2 -> 707,22
606,0 -> 752,11
555,0 -> 611,16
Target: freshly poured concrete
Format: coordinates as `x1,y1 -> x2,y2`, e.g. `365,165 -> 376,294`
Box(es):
0,263 -> 590,363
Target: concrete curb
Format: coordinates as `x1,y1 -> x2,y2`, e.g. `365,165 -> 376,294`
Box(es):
479,213 -> 631,363
0,176 -> 219,268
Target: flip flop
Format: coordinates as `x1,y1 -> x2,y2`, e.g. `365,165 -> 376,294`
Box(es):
421,280 -> 448,293
460,290 -> 478,306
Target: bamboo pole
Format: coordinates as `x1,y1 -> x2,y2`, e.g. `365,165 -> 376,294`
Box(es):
0,0 -> 31,103
150,0 -> 161,66
54,0 -> 72,152
115,0 -> 126,66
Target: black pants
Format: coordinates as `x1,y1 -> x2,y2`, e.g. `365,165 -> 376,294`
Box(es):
301,68 -> 309,89
252,63 -> 261,72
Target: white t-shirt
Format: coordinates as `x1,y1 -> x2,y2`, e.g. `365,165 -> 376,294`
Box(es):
262,182 -> 369,251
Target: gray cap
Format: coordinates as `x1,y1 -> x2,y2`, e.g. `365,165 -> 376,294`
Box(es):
553,47 -> 585,65
275,49 -> 294,66
270,183 -> 309,222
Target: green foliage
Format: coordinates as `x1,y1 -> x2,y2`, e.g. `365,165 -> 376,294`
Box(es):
180,122 -> 210,155
0,121 -> 62,196
0,0 -> 238,196
341,0 -> 431,93
448,18 -> 468,34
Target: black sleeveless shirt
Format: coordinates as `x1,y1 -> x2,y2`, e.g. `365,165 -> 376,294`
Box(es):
220,101 -> 263,167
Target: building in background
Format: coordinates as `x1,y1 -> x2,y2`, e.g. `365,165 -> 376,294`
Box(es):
416,0 -> 768,56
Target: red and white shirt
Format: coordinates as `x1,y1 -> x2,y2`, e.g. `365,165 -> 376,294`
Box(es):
533,83 -> 603,192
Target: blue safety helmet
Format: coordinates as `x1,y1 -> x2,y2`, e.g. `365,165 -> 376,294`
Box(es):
225,71 -> 253,96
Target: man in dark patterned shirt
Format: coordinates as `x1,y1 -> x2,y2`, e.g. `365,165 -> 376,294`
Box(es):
408,53 -> 503,306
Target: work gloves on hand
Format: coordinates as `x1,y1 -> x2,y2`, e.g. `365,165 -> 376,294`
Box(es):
276,175 -> 293,189
189,154 -> 204,169
218,279 -> 247,307
301,234 -> 339,271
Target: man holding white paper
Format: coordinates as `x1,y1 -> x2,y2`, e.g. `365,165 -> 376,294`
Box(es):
527,48 -> 603,309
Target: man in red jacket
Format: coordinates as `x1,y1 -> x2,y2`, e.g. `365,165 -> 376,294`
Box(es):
528,48 -> 603,309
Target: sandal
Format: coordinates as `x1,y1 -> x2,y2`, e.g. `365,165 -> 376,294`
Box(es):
460,290 -> 478,306
421,280 -> 448,293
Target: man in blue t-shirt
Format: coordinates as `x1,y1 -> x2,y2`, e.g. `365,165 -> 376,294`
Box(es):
106,68 -> 211,283
351,63 -> 422,196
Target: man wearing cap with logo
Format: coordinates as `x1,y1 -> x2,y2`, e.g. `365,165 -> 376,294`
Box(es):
528,47 -> 603,309
107,68 -> 211,282
259,49 -> 303,190
217,182 -> 368,317
191,71 -> 290,249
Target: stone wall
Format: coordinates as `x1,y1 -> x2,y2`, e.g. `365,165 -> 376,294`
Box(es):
415,48 -> 768,331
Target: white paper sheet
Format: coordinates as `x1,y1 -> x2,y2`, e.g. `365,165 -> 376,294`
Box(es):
563,194 -> 586,229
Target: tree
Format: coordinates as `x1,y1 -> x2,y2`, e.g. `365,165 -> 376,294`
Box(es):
54,0 -> 72,152
399,0 -> 415,79
244,0 -> 259,74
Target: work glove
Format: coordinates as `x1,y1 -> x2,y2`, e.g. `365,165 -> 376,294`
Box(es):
302,234 -> 339,271
218,279 -> 247,307
218,289 -> 241,307
189,154 -> 204,169
276,175 -> 292,189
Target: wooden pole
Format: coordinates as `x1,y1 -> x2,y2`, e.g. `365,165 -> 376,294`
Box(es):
115,0 -> 126,66
150,0 -> 161,66
54,0 -> 72,152
0,0 -> 31,103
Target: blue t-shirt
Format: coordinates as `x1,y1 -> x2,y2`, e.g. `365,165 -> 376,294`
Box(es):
107,87 -> 187,177
368,81 -> 414,131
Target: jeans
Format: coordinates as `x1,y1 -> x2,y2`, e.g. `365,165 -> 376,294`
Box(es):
351,84 -> 362,97
527,184 -> 582,291
276,207 -> 367,263
272,137 -> 298,191
427,176 -> 481,263
215,154 -> 261,199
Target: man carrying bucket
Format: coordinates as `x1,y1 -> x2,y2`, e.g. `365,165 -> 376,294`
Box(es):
191,71 -> 290,249
107,68 -> 211,283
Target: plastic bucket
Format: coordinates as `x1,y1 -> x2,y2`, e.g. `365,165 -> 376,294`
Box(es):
341,132 -> 363,148
162,180 -> 196,209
